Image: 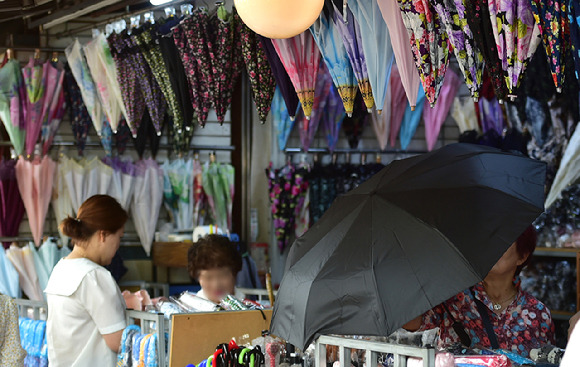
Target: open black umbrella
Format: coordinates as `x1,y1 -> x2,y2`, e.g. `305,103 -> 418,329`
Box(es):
270,143 -> 546,349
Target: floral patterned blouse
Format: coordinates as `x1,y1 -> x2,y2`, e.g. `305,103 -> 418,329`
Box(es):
421,278 -> 555,358
0,294 -> 26,366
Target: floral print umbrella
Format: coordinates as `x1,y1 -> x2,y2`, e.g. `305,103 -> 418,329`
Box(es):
397,0 -> 450,107
299,62 -> 333,152
569,0 -> 580,84
464,0 -> 509,102
431,0 -> 484,101
331,3 -> 374,112
0,59 -> 26,156
487,0 -> 542,99
266,161 -> 309,253
530,0 -> 571,92
310,6 -> 357,116
22,57 -> 44,157
40,61 -> 66,156
209,5 -> 243,125
63,66 -> 90,156
272,32 -> 321,124
236,11 -> 276,123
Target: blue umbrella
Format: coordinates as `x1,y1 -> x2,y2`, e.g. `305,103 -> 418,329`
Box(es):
348,0 -> 395,114
399,86 -> 426,150
0,247 -> 20,298
310,7 -> 357,117
272,87 -> 295,151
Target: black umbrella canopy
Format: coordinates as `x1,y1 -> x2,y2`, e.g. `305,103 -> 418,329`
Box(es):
271,143 -> 546,349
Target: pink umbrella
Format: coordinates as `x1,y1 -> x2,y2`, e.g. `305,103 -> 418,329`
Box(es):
423,69 -> 461,151
15,156 -> 56,247
299,62 -> 333,152
41,61 -> 66,155
377,0 -> 421,109
22,57 -> 45,157
272,31 -> 321,124
389,65 -> 408,147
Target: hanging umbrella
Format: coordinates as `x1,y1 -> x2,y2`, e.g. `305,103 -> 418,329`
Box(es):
272,31 -> 321,123
162,159 -> 194,231
132,159 -> 164,256
40,61 -> 66,155
389,65 -> 408,147
63,66 -> 90,156
423,69 -> 461,151
530,0 -> 570,92
22,57 -> 45,157
219,163 -> 235,231
397,0 -> 450,107
331,3 -> 375,111
377,0 -> 421,109
65,39 -> 111,154
6,243 -> 44,300
83,33 -> 131,134
310,7 -> 357,116
487,0 -> 542,99
192,157 -> 205,228
463,0 -> 508,102
450,96 -> 480,133
569,0 -> 580,84
399,85 -> 426,150
299,63 -> 333,152
62,156 -> 113,214
259,35 -> 300,120
371,78 -> 392,151
173,21 -> 211,129
478,97 -> 505,135
103,157 -> 135,211
202,159 -> 229,232
32,239 -> 70,294
236,11 -> 276,123
0,247 -> 20,298
342,93 -> 370,149
270,143 -> 546,349
428,0 -> 485,101
0,159 -> 25,249
348,0 -> 395,113
545,121 -> 580,207
15,156 -> 57,247
209,5 -> 244,125
0,59 -> 26,156
272,87 -> 296,151
108,32 -> 145,138
122,31 -> 167,137
133,111 -> 163,160
323,85 -> 346,153
52,158 -> 73,246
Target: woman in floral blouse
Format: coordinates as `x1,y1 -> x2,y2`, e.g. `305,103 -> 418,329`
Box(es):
0,293 -> 26,366
405,226 -> 555,358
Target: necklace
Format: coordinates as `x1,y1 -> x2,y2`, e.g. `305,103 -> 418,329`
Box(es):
490,291 -> 517,311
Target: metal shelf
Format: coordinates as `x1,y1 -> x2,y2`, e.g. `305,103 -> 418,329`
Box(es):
534,247 -> 580,258
550,310 -> 575,321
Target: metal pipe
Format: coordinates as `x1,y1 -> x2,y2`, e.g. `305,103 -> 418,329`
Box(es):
284,147 -> 429,155
0,140 -> 236,151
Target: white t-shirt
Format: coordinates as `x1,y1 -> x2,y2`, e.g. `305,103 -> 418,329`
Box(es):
561,323 -> 580,366
45,258 -> 127,367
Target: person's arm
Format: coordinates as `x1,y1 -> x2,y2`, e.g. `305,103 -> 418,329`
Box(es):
103,329 -> 124,353
569,311 -> 580,339
403,315 -> 423,332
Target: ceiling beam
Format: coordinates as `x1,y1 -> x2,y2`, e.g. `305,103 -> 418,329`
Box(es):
28,0 -> 125,29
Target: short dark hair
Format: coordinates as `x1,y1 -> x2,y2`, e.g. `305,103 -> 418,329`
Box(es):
515,225 -> 537,275
60,195 -> 128,246
187,235 -> 242,280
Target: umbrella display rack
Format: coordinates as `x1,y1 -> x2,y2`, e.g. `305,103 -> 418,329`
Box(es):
314,335 -> 435,367
127,309 -> 169,367
14,298 -> 47,320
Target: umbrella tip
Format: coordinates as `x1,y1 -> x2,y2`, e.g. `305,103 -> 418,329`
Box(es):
156,131 -> 162,136
473,97 -> 479,102
132,134 -> 138,139
557,87 -> 562,93
305,115 -> 311,121
498,99 -> 504,105
289,116 -> 296,121
347,113 -> 353,118
430,103 -> 435,108
377,109 -> 382,115
410,106 -> 415,112
367,108 -> 372,114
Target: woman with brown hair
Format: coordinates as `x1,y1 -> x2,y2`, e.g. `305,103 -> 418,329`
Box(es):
45,195 -> 128,367
188,234 -> 243,304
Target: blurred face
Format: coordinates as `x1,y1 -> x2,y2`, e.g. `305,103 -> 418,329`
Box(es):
97,226 -> 124,266
487,242 -> 528,278
198,267 -> 236,303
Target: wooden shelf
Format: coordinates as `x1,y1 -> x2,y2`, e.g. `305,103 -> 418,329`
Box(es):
534,247 -> 580,258
551,310 -> 575,321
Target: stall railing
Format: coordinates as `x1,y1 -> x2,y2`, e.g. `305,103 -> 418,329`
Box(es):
238,288 -> 278,304
120,281 -> 170,298
126,309 -> 169,367
13,299 -> 48,320
315,335 -> 435,367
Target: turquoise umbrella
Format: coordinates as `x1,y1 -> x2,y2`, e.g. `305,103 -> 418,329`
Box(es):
272,87 -> 295,151
0,59 -> 26,156
0,247 -> 20,298
348,0 -> 395,113
399,85 -> 426,150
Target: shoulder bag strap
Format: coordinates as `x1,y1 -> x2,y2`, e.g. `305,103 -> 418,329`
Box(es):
472,292 -> 500,350
441,302 -> 472,347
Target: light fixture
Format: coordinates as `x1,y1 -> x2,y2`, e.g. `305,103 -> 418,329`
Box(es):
150,0 -> 173,5
233,0 -> 324,39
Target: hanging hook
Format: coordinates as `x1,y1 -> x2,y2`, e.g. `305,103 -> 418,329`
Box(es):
6,48 -> 12,60
332,153 -> 337,165
343,0 -> 348,23
361,153 -> 367,165
345,152 -> 351,164
375,153 -> 382,164
34,48 -> 40,59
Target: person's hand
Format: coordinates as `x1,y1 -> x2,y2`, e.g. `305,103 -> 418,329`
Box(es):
569,311 -> 580,340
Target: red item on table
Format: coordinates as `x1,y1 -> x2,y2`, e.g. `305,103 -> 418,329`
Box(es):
454,355 -> 511,367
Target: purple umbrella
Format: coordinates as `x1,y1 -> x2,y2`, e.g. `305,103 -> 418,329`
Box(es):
260,35 -> 300,120
41,61 -> 66,155
323,85 -> 346,153
0,159 -> 25,249
299,63 -> 333,152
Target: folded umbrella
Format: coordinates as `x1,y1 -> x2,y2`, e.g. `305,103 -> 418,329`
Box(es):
6,243 -> 44,301
389,65 -> 408,147
0,247 -> 20,298
103,157 -> 135,211
299,62 -> 333,152
270,143 -> 546,349
0,59 -> 26,156
451,96 -> 480,133
272,87 -> 295,151
399,86 -> 426,150
371,77 -> 392,151
52,158 -> 73,246
22,57 -> 45,157
40,61 -> 66,155
0,159 -> 25,249
323,85 -> 346,153
63,65 -> 91,156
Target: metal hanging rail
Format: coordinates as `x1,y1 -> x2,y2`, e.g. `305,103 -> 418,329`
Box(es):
0,140 -> 236,151
284,147 -> 429,155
